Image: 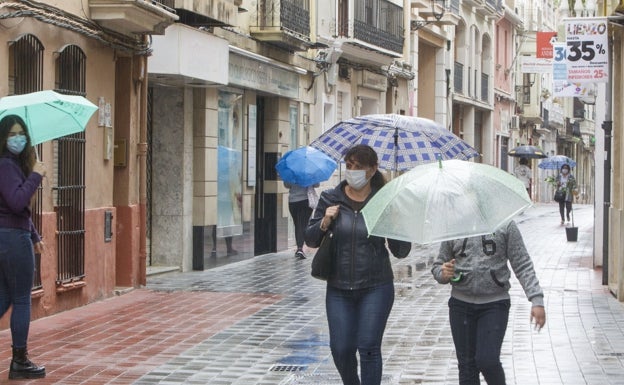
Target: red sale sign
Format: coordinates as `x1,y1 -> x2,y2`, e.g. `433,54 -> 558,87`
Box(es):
536,31 -> 558,58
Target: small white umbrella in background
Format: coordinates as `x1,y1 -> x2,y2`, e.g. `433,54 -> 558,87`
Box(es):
361,159 -> 532,244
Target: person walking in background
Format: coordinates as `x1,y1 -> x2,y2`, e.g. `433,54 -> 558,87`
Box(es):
431,221 -> 546,385
284,182 -> 317,259
556,164 -> 577,225
514,157 -> 532,198
305,144 -> 411,385
0,115 -> 46,379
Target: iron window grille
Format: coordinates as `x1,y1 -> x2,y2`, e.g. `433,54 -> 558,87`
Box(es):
54,45 -> 86,284
8,34 -> 44,290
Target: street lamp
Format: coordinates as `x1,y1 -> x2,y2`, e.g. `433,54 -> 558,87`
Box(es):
411,0 -> 447,31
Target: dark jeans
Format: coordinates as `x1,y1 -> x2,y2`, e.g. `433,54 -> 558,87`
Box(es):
326,283 -> 394,385
448,297 -> 510,385
288,199 -> 312,249
0,228 -> 35,349
559,200 -> 572,221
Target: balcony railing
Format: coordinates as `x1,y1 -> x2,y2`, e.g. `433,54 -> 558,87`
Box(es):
253,0 -> 310,39
353,21 -> 403,53
352,0 -> 404,54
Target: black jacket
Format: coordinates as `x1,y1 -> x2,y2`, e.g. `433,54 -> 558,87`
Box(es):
305,180 -> 411,290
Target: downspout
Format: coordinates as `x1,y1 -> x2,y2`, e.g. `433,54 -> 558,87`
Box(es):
137,52 -> 148,286
601,31 -> 613,285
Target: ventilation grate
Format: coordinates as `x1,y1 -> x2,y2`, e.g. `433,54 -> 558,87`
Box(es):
269,364 -> 308,372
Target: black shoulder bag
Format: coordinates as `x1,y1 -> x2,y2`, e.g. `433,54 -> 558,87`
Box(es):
311,231 -> 334,280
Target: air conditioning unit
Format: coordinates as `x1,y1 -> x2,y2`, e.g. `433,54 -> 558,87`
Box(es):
510,116 -> 520,130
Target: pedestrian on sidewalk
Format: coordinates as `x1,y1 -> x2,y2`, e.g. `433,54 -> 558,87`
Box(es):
431,220 -> 546,385
514,157 -> 532,198
555,164 -> 577,225
284,182 -> 318,259
0,115 -> 46,379
305,144 -> 411,385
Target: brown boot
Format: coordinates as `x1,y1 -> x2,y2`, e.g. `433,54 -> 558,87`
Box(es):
9,346 -> 45,379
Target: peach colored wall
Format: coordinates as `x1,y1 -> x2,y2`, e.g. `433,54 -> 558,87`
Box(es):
0,208 -> 117,328
115,205 -> 144,288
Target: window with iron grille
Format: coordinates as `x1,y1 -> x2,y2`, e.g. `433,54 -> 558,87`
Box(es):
54,45 -> 86,284
8,34 -> 44,290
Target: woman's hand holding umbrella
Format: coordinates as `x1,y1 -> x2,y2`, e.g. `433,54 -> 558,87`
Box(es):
33,161 -> 46,177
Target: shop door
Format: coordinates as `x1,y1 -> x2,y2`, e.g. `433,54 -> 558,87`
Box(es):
254,97 -> 277,255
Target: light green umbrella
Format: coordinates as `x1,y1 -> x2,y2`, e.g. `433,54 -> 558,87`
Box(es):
0,90 -> 98,145
362,159 -> 531,244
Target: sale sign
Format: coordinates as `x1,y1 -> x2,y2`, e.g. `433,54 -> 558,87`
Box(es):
553,42 -> 597,98
536,31 -> 558,58
564,17 -> 609,83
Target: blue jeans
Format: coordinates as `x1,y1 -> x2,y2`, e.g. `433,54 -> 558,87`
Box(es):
0,228 -> 35,349
448,297 -> 510,385
326,283 -> 394,385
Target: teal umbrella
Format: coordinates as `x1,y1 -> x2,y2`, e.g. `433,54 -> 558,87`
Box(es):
361,159 -> 532,244
0,90 -> 98,145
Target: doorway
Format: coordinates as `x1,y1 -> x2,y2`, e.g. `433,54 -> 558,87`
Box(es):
254,97 -> 278,255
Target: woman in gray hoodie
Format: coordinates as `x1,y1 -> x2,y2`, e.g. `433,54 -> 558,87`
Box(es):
431,220 -> 546,385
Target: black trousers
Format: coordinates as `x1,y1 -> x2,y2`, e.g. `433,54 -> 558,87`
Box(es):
288,199 -> 312,249
559,200 -> 572,221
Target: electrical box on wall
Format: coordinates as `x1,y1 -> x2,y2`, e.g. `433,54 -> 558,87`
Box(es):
114,139 -> 127,167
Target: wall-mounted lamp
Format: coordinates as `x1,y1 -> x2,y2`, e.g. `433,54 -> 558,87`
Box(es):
411,0 -> 447,31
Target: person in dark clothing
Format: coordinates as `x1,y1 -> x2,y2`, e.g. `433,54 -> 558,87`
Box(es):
305,144 -> 411,385
284,182 -> 317,259
555,164 -> 577,225
0,115 -> 46,379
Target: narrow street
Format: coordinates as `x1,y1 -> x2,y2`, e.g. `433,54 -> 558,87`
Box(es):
1,203 -> 622,384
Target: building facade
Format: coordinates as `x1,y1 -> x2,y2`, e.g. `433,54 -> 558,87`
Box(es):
0,0 -> 176,324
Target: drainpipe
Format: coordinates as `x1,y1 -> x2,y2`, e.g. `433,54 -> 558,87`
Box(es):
137,53 -> 148,286
602,125 -> 611,285
601,33 -> 613,285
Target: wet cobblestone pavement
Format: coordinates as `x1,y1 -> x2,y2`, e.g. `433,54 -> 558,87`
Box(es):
1,203 -> 623,384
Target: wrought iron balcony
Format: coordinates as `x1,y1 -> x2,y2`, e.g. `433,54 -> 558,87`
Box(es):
250,0 -> 312,52
89,0 -> 178,36
353,21 -> 403,54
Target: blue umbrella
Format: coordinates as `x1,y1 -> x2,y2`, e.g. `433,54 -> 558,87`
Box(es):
538,155 -> 576,170
310,114 -> 479,172
275,146 -> 337,187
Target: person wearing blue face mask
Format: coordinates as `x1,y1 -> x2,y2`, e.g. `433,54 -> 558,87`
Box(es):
0,114 -> 46,379
305,144 -> 412,385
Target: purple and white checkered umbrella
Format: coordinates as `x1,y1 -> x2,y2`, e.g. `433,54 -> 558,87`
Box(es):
310,114 -> 479,171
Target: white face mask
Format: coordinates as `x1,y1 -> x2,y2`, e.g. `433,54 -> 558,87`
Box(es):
561,169 -> 569,175
345,169 -> 368,190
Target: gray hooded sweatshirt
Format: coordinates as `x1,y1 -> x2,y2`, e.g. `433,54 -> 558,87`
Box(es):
431,220 -> 544,307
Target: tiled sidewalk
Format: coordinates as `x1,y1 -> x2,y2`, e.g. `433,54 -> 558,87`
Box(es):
0,203 -> 623,384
